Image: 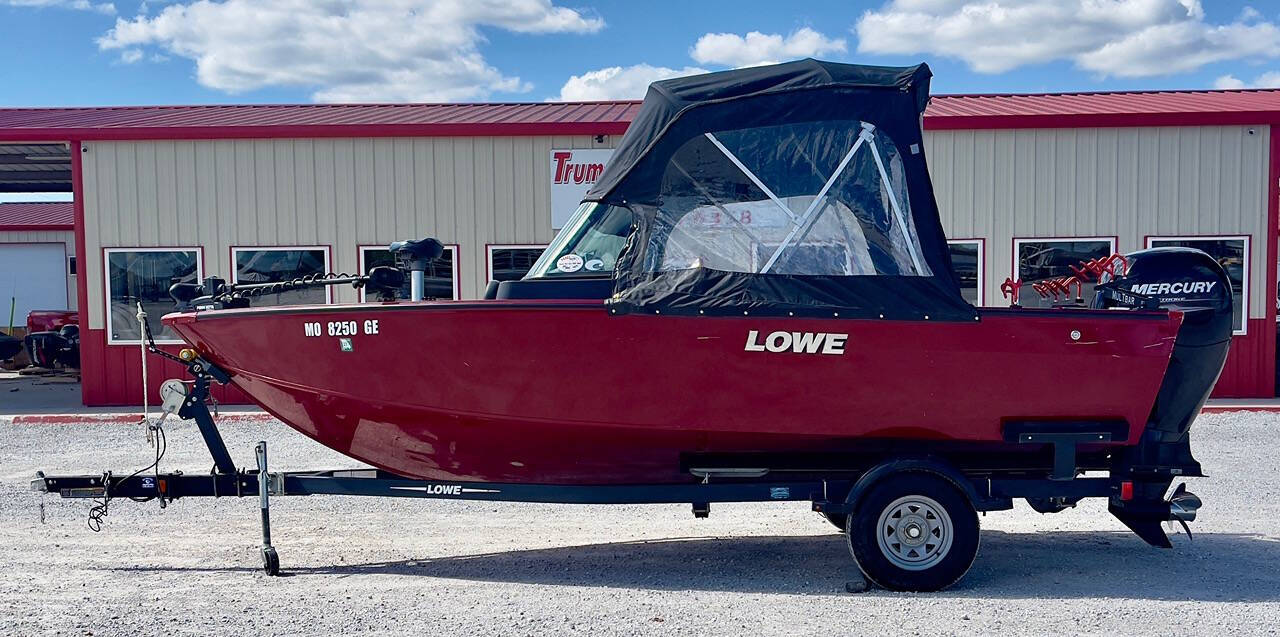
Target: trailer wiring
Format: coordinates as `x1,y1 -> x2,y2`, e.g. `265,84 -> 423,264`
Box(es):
86,424 -> 167,532
87,302 -> 173,532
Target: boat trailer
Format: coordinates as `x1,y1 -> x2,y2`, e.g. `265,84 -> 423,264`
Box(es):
31,352 -> 1189,577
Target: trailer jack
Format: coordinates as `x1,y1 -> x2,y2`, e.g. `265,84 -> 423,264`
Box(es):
255,441 -> 279,576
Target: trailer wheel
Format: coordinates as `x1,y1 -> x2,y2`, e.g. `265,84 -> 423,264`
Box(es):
261,546 -> 280,576
846,473 -> 978,592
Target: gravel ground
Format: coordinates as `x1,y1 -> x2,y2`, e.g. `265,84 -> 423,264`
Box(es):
2,412 -> 1279,636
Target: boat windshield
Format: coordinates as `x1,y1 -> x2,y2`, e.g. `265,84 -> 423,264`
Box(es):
526,202 -> 632,278
644,119 -> 930,277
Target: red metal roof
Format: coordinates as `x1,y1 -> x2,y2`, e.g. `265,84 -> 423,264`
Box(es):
0,201 -> 75,231
0,101 -> 642,141
1,88 -> 1279,141
925,88 -> 1280,130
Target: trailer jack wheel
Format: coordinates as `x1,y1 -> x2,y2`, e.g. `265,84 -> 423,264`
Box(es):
261,546 -> 280,576
846,473 -> 979,592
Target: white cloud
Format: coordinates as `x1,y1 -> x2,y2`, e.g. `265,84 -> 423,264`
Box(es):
95,0 -> 603,102
855,0 -> 1280,78
1214,71 -> 1280,89
1213,74 -> 1247,89
2,0 -> 115,13
555,64 -> 708,101
556,26 -> 844,101
691,27 -> 847,67
119,48 -> 142,64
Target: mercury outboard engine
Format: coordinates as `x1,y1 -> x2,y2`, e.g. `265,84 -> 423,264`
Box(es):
24,324 -> 80,369
1094,247 -> 1233,546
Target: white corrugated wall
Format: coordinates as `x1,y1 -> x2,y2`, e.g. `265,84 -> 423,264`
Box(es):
925,125 -> 1270,317
79,125 -> 1271,331
80,135 -> 616,330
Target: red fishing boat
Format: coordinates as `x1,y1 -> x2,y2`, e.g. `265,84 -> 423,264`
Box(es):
39,60 -> 1230,591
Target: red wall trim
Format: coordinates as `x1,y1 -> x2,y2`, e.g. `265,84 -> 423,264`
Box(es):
0,224 -> 74,231
945,237 -> 986,306
0,121 -> 631,143
3,114 -> 1279,142
70,141 -> 92,406
100,246 -> 205,346
1264,124 -> 1279,396
925,113 -> 1280,131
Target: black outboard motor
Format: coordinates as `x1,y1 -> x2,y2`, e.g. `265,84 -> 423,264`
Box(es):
23,323 -> 80,369
1094,247 -> 1233,546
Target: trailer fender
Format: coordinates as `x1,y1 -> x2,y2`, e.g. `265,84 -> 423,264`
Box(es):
836,457 -> 1012,515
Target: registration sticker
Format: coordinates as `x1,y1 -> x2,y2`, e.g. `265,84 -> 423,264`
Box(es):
340,338 -> 353,352
556,253 -> 584,273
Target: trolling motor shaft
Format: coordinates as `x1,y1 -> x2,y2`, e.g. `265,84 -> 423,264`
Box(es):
389,238 -> 444,302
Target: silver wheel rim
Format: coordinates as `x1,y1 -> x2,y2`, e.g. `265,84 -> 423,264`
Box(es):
875,495 -> 953,571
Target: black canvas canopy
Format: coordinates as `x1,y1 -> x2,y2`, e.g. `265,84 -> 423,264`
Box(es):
579,59 -> 975,321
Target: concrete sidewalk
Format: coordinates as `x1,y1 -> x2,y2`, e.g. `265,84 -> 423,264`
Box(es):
0,370 -> 264,420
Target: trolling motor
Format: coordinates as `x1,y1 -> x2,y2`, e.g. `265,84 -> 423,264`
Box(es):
168,267 -> 408,310
389,238 -> 444,301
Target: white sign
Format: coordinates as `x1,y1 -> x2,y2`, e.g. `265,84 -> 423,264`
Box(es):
551,148 -> 614,229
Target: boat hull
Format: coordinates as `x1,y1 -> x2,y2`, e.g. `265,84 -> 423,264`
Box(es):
165,301 -> 1181,484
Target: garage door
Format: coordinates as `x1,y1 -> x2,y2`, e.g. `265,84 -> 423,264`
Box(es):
0,243 -> 67,328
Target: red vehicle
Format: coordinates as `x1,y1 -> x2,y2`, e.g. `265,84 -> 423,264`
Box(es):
26,309 -> 77,335
40,60 -> 1229,591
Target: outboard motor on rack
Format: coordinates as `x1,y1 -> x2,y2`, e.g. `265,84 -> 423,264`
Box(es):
1094,247 -> 1233,547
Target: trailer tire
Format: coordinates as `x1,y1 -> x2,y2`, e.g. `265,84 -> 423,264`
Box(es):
846,473 -> 978,592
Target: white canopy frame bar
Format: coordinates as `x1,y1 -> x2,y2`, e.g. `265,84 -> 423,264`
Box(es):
702,122 -> 925,276
757,127 -> 871,274
703,133 -> 798,224
864,125 -> 925,274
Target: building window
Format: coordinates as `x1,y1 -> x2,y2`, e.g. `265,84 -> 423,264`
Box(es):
1013,238 -> 1116,308
359,244 -> 459,301
231,247 -> 331,306
67,255 -> 77,276
947,239 -> 984,305
105,248 -> 201,344
487,245 -> 548,282
1147,236 -> 1249,335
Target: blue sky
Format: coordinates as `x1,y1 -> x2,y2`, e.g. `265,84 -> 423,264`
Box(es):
1,0 -> 1279,107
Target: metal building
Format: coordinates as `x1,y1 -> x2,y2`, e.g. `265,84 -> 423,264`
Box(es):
0,89 -> 1276,405
0,201 -> 77,334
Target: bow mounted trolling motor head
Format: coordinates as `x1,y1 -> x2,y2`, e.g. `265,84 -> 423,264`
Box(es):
389,238 -> 444,301
364,266 -> 406,302
170,276 -> 231,311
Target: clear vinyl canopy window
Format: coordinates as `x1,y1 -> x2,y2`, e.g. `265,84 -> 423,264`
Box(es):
647,120 -> 931,277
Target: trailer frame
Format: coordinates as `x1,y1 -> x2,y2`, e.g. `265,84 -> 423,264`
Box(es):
31,355 -> 1126,577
